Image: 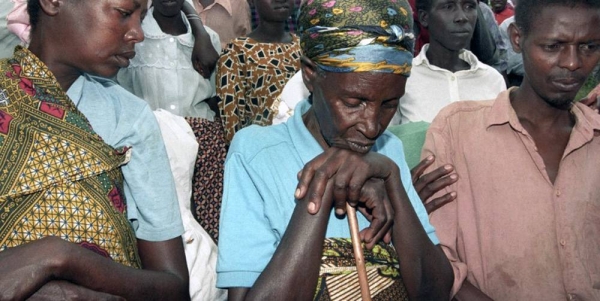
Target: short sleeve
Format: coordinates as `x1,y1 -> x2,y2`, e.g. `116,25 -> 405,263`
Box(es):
121,105 -> 184,241
421,122 -> 468,297
216,151 -> 279,288
391,137 -> 440,245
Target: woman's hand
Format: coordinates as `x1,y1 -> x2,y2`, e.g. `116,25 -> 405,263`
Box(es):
411,155 -> 458,214
579,82 -> 600,113
295,147 -> 397,248
0,236 -> 68,300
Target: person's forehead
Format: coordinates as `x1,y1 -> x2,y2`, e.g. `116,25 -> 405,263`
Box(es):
528,4 -> 600,37
430,0 -> 476,7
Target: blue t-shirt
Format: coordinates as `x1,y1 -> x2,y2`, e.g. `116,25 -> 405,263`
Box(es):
67,74 -> 184,242
216,100 -> 439,288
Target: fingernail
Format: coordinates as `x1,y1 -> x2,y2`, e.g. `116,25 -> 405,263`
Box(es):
295,188 -> 301,198
451,192 -> 457,197
427,155 -> 434,161
308,202 -> 316,213
445,165 -> 453,170
450,174 -> 458,179
335,208 -> 344,215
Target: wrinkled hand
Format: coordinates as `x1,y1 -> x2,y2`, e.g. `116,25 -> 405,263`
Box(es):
296,147 -> 398,248
411,155 -> 458,214
355,178 -> 394,248
579,82 -> 600,113
28,281 -> 125,301
0,237 -> 69,300
191,33 -> 219,79
296,147 -> 396,215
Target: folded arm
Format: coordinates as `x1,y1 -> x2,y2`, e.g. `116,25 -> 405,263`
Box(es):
0,236 -> 189,301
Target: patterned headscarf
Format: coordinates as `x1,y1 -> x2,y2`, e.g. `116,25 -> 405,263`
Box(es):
298,0 -> 415,75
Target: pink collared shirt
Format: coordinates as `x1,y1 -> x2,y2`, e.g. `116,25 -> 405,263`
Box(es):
7,0 -> 29,44
422,89 -> 600,301
192,0 -> 251,49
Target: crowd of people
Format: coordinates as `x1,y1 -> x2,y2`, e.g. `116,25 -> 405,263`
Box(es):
0,0 -> 599,300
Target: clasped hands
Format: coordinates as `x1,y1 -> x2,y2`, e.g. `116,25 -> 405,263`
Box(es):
295,147 -> 458,249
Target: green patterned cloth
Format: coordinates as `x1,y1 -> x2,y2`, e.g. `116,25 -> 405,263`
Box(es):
315,238 -> 409,300
0,47 -> 141,267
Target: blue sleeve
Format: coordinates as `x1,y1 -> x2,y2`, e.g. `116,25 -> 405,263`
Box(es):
398,154 -> 440,245
383,133 -> 440,245
121,105 -> 184,241
216,151 -> 279,288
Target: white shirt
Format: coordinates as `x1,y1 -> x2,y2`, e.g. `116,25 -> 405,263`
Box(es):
117,8 -> 220,120
153,110 -> 227,301
272,71 -> 309,125
393,44 -> 507,124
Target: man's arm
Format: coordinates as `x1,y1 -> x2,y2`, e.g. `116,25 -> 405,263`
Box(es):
182,1 -> 219,78
0,236 -> 189,301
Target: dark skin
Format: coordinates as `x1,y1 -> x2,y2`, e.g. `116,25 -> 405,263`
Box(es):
0,0 -> 190,299
508,6 -> 600,184
182,1 -> 219,78
247,0 -> 294,43
419,0 -> 478,72
411,155 -> 458,213
153,0 -> 187,36
227,57 -> 453,300
452,4 -> 600,300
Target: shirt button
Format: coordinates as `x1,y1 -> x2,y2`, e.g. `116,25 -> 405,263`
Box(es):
169,37 -> 175,42
556,189 -> 561,196
560,240 -> 566,246
568,293 -> 577,300
450,77 -> 456,81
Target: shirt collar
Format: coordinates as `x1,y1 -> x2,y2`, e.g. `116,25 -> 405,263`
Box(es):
413,43 -> 483,72
141,8 -> 194,46
197,0 -> 233,17
66,75 -> 87,107
486,87 -> 600,142
287,99 -> 325,165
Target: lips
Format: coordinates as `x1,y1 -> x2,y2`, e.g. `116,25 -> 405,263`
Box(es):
115,51 -> 136,67
162,0 -> 178,6
347,141 -> 374,154
552,78 -> 581,92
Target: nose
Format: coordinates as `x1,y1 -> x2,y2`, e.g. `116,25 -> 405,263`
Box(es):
559,45 -> 582,71
125,18 -> 145,43
454,6 -> 469,23
358,105 -> 381,139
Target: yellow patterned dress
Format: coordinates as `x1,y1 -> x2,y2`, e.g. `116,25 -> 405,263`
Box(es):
0,47 -> 141,267
216,35 -> 301,143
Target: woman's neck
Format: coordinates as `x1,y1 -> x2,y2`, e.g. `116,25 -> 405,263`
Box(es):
153,10 -> 187,36
248,21 -> 291,43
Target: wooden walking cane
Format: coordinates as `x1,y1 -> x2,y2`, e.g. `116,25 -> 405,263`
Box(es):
346,203 -> 372,301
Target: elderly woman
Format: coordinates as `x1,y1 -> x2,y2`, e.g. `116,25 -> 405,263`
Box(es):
216,0 -> 454,300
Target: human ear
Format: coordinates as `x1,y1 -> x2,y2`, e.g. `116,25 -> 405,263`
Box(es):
508,23 -> 522,54
418,9 -> 429,28
300,56 -> 318,93
39,0 -> 62,16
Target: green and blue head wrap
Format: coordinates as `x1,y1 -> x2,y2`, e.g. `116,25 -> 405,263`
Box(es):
298,0 -> 415,76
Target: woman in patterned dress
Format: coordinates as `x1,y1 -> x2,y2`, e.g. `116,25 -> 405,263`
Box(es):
216,0 -> 302,143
